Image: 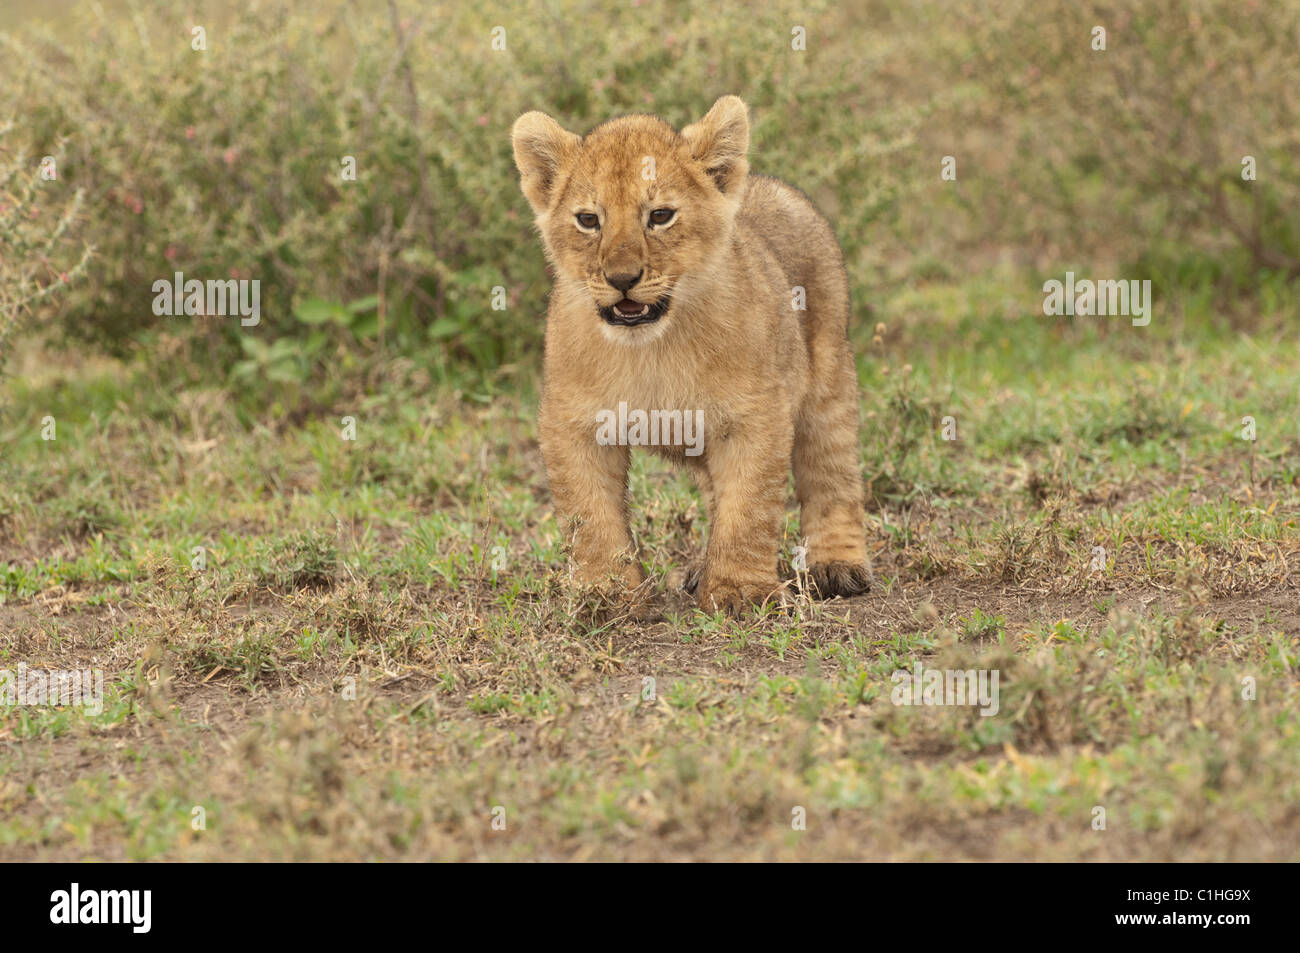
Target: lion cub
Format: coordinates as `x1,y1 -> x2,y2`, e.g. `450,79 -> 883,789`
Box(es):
512,95 -> 871,613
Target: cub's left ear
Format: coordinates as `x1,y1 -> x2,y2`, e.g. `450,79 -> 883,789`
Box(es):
681,95 -> 749,194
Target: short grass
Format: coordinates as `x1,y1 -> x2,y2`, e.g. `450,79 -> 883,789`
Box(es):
2,288 -> 1298,861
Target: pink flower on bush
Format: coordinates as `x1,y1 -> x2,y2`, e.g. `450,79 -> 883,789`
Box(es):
223,147 -> 239,165
165,245 -> 178,261
185,126 -> 196,140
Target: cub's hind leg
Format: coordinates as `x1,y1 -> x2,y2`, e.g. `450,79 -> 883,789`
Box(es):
680,461 -> 716,596
792,346 -> 871,598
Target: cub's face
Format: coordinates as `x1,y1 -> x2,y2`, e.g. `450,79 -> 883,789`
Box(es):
512,96 -> 750,340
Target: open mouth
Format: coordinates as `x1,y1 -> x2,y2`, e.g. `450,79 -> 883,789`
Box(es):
599,296 -> 670,327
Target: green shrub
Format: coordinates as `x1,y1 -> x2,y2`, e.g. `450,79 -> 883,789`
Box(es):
0,125 -> 91,396
0,0 -> 924,391
1,0 -> 1295,398
921,1 -> 1300,304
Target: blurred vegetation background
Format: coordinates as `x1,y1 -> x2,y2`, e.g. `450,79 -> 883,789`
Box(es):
1,0 -> 1297,414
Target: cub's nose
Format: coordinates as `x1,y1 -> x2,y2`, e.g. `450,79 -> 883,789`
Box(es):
604,270 -> 642,293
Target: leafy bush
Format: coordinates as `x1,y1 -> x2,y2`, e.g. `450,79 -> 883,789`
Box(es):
0,0 -> 925,391
917,2 -> 1300,302
1,0 -> 1295,398
0,125 -> 91,395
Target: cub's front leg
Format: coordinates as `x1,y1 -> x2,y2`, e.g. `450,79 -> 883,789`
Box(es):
539,399 -> 645,593
697,416 -> 792,614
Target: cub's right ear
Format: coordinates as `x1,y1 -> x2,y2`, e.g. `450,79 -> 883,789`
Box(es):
511,111 -> 580,215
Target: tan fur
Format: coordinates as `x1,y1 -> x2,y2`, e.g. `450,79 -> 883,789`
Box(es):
512,95 -> 870,613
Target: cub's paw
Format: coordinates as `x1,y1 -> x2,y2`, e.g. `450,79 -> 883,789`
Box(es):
573,578 -> 657,622
806,560 -> 872,599
572,562 -> 655,618
697,576 -> 785,616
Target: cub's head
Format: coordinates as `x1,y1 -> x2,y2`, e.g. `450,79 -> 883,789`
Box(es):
511,95 -> 749,339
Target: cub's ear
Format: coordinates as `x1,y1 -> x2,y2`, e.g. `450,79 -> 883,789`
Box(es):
511,111 -> 580,214
681,95 -> 749,194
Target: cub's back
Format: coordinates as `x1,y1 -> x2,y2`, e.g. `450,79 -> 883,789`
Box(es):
735,175 -> 851,336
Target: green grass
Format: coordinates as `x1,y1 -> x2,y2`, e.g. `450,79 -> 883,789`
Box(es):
2,286 -> 1298,861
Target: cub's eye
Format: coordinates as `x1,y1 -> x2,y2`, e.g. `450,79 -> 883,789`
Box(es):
648,208 -> 676,227
576,212 -> 600,230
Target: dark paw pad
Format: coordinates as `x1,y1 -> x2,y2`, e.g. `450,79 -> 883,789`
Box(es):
806,561 -> 872,599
